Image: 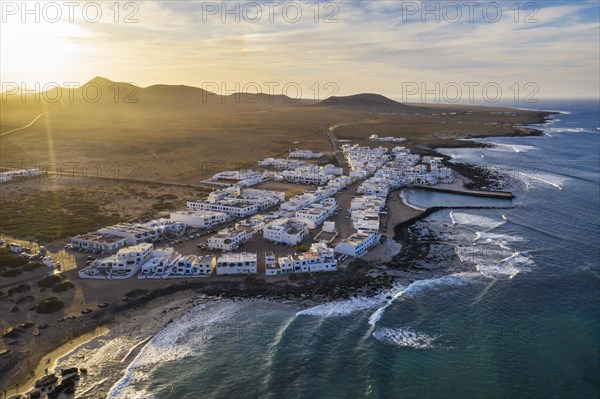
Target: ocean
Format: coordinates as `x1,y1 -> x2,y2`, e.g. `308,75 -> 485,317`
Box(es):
106,100 -> 600,399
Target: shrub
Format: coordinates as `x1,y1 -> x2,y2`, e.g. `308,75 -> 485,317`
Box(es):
7,284 -> 31,296
1,269 -> 22,278
2,329 -> 19,338
32,297 -> 64,314
0,247 -> 28,270
16,295 -> 36,304
23,262 -> 44,272
52,281 -> 75,293
125,289 -> 148,298
296,245 -> 308,253
37,275 -> 63,288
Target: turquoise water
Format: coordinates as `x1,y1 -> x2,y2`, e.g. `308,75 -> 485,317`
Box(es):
108,100 -> 600,399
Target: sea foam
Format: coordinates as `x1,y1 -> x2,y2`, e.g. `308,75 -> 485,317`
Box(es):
372,327 -> 438,349
107,301 -> 242,398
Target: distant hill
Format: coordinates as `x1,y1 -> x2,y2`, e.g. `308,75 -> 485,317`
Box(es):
317,93 -> 427,113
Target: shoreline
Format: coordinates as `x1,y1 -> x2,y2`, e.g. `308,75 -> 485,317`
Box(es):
0,110 -> 556,397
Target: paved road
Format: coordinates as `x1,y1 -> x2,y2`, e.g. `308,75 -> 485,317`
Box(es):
326,124 -> 349,173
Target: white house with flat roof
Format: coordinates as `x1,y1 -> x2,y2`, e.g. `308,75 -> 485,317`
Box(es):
71,232 -> 128,253
263,218 -> 309,246
139,251 -> 179,278
351,196 -> 386,211
208,228 -> 251,251
170,210 -> 230,228
289,149 -> 323,159
216,252 -> 257,275
187,198 -> 259,218
235,216 -> 268,235
258,158 -> 306,169
240,188 -> 285,210
334,231 -> 381,258
294,198 -> 337,229
208,186 -> 240,203
79,243 -> 154,279
280,192 -> 323,213
280,164 -> 342,185
203,170 -> 265,187
97,223 -> 158,245
172,255 -> 215,277
351,209 -> 380,232
265,243 -> 337,276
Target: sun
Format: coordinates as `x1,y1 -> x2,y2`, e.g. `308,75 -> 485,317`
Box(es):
0,9 -> 88,87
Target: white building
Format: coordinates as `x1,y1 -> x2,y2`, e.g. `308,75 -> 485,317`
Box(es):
265,243 -> 337,276
172,254 -> 215,277
258,158 -> 306,169
263,218 -> 309,246
240,188 -> 285,210
139,250 -> 179,278
208,228 -> 251,251
203,170 -> 265,187
139,251 -> 215,279
216,252 -> 257,275
187,198 -> 259,218
351,196 -> 386,211
294,198 -> 337,229
235,216 -> 269,235
323,221 -> 336,233
207,186 -> 240,203
357,177 -> 391,197
280,164 -> 342,185
289,149 -> 323,159
97,223 -> 158,245
280,192 -> 323,213
71,232 -> 129,253
351,209 -> 380,232
79,243 -> 154,279
170,210 -> 230,228
334,231 -> 381,258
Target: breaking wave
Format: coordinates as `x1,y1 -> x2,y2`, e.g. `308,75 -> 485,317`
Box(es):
107,302 -> 242,399
372,327 -> 438,349
296,296 -> 387,317
449,212 -> 506,229
368,274 -> 478,326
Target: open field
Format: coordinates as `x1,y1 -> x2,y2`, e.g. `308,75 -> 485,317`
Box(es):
0,177 -> 210,242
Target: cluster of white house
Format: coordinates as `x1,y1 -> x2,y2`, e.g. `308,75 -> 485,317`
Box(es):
289,149 -> 323,159
279,176 -> 351,214
258,158 -> 306,170
344,144 -> 453,192
74,141 -> 462,280
276,164 -> 344,185
71,219 -> 187,253
369,134 -> 407,143
79,242 -> 339,279
207,215 -> 273,251
265,243 -> 336,275
187,187 -> 285,218
79,243 -> 259,279
201,170 -> 265,187
0,168 -> 41,183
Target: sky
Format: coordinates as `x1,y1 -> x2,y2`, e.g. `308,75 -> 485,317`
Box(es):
1,0 -> 599,102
